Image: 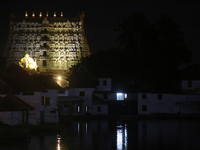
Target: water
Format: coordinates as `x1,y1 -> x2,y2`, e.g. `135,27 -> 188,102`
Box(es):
1,119 -> 200,150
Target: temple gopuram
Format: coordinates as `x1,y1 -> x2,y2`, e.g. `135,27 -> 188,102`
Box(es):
3,12 -> 90,79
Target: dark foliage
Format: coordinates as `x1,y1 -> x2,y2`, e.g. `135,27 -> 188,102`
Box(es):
68,12 -> 192,92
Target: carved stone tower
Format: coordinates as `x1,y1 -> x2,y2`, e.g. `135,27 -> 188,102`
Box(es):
3,12 -> 90,77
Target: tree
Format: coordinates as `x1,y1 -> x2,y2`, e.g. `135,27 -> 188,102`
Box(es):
115,12 -> 150,55
115,13 -> 192,90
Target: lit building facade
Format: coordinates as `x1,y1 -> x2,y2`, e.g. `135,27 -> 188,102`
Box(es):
3,12 -> 90,76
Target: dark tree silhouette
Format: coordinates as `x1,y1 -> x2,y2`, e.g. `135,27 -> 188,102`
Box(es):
115,12 -> 150,55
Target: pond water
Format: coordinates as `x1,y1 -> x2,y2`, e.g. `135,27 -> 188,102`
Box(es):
1,119 -> 200,150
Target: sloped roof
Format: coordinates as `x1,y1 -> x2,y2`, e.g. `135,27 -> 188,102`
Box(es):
0,73 -> 47,93
0,94 -> 34,111
0,63 -> 62,93
92,95 -> 107,105
3,63 -> 30,75
32,75 -> 62,90
67,65 -> 96,88
181,64 -> 200,80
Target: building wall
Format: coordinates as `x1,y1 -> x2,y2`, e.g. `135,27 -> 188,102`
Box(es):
91,105 -> 108,115
17,92 -> 42,124
68,88 -> 95,106
181,80 -> 200,94
138,93 -> 200,115
96,78 -> 112,91
17,90 -> 59,124
94,93 -> 137,101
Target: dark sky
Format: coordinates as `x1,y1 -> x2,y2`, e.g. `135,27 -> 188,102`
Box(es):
0,0 -> 199,65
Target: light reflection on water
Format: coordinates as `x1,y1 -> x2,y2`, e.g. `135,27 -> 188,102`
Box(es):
1,119 -> 200,150
116,123 -> 127,150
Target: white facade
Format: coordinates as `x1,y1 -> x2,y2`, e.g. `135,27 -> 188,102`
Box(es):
96,78 -> 112,91
181,80 -> 200,94
138,93 -> 200,115
0,90 -> 59,125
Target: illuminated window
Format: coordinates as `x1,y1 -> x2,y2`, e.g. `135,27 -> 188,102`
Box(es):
85,106 -> 88,112
41,96 -> 50,106
97,106 -> 101,112
77,106 -> 80,113
79,91 -> 85,96
116,93 -> 127,100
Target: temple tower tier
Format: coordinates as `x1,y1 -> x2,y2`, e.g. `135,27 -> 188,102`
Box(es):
3,12 -> 90,76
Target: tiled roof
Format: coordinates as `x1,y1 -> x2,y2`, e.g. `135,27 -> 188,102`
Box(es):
0,73 -> 47,93
68,71 -> 96,88
0,94 -> 34,111
181,64 -> 200,80
32,75 -> 62,90
92,95 -> 107,105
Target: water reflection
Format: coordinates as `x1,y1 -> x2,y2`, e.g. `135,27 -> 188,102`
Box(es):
116,123 -> 127,150
1,119 -> 200,150
57,134 -> 61,150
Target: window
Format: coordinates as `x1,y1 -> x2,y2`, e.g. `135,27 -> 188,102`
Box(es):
142,105 -> 147,111
77,106 -> 80,113
116,93 -> 127,100
97,106 -> 101,112
79,91 -> 85,96
43,60 -> 47,66
142,93 -> 147,99
41,96 -> 50,106
158,94 -> 162,100
85,106 -> 88,112
43,51 -> 47,56
23,91 -> 34,95
188,80 -> 192,87
103,93 -> 108,99
103,80 -> 107,86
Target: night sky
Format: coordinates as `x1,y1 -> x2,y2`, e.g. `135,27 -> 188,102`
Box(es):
0,0 -> 199,65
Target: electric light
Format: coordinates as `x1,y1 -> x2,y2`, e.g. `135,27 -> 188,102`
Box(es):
61,12 -> 63,17
25,12 -> 28,17
46,12 -> 49,17
54,12 -> 56,17
32,12 -> 35,17
19,54 -> 37,70
58,76 -> 61,80
39,12 -> 42,17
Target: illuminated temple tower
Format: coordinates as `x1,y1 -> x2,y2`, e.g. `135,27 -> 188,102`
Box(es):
3,12 -> 90,76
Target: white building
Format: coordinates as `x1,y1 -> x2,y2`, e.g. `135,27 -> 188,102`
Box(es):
0,63 -> 61,125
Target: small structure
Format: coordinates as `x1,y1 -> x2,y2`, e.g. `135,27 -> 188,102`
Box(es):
0,63 -> 62,125
0,94 -> 34,126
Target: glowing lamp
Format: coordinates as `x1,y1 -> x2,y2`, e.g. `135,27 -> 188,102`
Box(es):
32,12 -> 35,17
25,12 -> 28,17
39,12 -> 42,17
46,12 -> 49,17
58,76 -> 61,80
61,12 -> 63,17
54,12 -> 56,17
